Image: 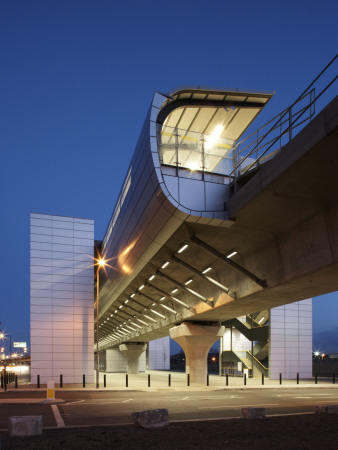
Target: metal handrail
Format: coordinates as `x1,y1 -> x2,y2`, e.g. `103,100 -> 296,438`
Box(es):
231,54 -> 338,183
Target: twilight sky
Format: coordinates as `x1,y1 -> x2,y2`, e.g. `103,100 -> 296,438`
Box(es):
0,0 -> 337,353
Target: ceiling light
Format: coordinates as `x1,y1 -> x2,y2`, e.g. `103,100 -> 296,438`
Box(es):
185,279 -> 192,285
160,296 -> 166,301
150,309 -> 166,319
202,267 -> 212,274
227,251 -> 237,258
130,294 -> 135,298
139,285 -> 144,290
171,288 -> 178,294
178,244 -> 188,254
161,304 -> 176,314
149,275 -> 155,281
161,261 -> 169,269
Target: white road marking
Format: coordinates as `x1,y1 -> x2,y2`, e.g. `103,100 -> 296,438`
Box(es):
51,405 -> 65,428
65,400 -> 134,406
198,403 -> 279,409
294,397 -> 312,399
65,400 -> 85,405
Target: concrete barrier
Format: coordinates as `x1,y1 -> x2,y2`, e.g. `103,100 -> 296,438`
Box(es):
8,416 -> 43,436
315,405 -> 338,414
131,409 -> 169,428
242,407 -> 266,419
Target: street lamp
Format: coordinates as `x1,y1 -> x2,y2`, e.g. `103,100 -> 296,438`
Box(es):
95,256 -> 107,389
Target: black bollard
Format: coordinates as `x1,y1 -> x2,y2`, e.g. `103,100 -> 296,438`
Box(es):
15,375 -> 18,389
1,373 -> 3,389
280,373 -> 282,385
148,374 -> 151,387
126,374 -> 128,388
37,375 -> 40,388
315,373 -> 318,384
226,373 -> 228,386
168,373 -> 171,387
297,373 -> 299,384
244,373 -> 247,386
60,374 -> 63,388
333,374 -> 336,384
104,374 -> 106,388
83,374 -> 85,388
262,374 -> 264,385
207,374 -> 209,386
187,374 -> 190,386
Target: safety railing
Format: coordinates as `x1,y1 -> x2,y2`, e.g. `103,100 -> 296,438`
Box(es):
231,54 -> 338,185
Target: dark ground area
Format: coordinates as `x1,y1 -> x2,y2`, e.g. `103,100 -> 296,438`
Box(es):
2,414 -> 338,449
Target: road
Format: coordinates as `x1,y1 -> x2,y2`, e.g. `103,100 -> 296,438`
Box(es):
1,387 -> 338,429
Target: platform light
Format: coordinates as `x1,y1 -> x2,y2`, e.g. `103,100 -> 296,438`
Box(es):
178,244 -> 188,254
171,288 -> 178,294
161,261 -> 169,269
139,285 -> 144,290
185,279 -> 193,285
202,267 -> 212,274
227,251 -> 237,258
148,275 -> 155,281
150,309 -> 166,319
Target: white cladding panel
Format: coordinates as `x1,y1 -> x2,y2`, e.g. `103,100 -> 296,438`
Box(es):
148,336 -> 170,370
30,213 -> 94,384
269,299 -> 312,379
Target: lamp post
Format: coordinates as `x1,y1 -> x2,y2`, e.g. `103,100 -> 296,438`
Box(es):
96,257 -> 106,389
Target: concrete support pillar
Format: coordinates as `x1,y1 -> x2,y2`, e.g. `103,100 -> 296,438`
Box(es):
119,343 -> 147,374
170,322 -> 224,384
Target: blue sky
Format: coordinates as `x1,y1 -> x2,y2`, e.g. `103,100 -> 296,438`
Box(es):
0,0 -> 337,353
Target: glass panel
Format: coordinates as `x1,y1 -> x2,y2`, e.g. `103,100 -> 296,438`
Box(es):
158,124 -> 234,176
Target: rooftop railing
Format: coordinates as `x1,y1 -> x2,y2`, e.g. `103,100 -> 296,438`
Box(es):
231,54 -> 337,185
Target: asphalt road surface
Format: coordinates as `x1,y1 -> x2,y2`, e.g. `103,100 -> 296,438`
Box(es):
1,388 -> 338,429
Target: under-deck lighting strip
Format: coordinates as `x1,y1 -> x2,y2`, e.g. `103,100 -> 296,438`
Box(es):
144,314 -> 157,323
150,308 -> 166,319
160,304 -> 177,314
227,251 -> 237,258
161,261 -> 169,269
136,318 -> 149,326
178,244 -> 188,254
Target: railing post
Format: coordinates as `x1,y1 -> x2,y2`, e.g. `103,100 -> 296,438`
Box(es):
15,375 -> 18,389
207,374 -> 209,386
244,373 -> 246,386
333,374 -> 336,385
104,374 -> 106,388
187,374 -> 190,386
315,373 -> 318,384
1,373 -> 3,389
288,107 -> 292,141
